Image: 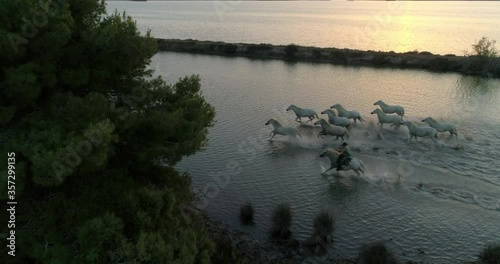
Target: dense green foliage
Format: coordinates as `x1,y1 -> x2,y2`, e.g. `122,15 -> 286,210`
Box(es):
210,231 -> 249,264
0,0 -> 215,263
479,243 -> 500,264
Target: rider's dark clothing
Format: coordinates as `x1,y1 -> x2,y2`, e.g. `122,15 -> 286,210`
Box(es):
336,145 -> 352,171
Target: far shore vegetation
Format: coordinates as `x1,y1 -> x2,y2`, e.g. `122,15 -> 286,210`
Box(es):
157,37 -> 500,78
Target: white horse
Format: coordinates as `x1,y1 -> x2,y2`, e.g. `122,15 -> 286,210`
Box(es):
401,120 -> 438,144
374,100 -> 405,118
319,149 -> 366,176
370,109 -> 401,127
321,109 -> 351,129
330,104 -> 364,123
265,119 -> 302,140
422,117 -> 457,137
286,105 -> 319,122
314,119 -> 350,141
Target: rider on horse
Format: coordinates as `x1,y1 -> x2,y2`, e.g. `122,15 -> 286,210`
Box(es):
333,142 -> 351,171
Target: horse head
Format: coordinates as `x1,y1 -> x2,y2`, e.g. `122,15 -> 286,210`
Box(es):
322,109 -> 336,116
286,105 -> 295,111
313,119 -> 323,126
374,100 -> 383,106
370,109 -> 381,115
265,119 -> 274,125
400,120 -> 410,126
330,104 -> 340,109
422,117 -> 433,123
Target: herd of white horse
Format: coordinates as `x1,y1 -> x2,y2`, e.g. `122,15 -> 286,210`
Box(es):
265,100 -> 459,176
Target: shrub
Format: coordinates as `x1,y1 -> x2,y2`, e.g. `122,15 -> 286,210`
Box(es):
247,43 -> 273,53
358,242 -> 398,264
312,48 -> 323,59
372,54 -> 388,66
429,57 -> 453,71
419,51 -> 433,55
312,210 -> 334,242
211,232 -> 249,264
469,37 -> 498,58
463,37 -> 500,77
478,242 -> 500,264
270,203 -> 292,239
222,43 -> 238,54
284,44 -> 299,58
240,202 -> 254,225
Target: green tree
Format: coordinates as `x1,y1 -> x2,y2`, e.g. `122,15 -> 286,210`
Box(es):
0,0 -> 215,263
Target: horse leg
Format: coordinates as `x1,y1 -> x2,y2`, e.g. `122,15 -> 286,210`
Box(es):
430,134 -> 437,144
270,133 -> 275,140
353,118 -> 357,124
322,166 -> 334,175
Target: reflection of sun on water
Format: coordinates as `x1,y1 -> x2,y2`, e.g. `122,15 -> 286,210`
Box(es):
395,15 -> 416,53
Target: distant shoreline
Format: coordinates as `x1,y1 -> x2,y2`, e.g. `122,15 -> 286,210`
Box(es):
156,38 -> 500,78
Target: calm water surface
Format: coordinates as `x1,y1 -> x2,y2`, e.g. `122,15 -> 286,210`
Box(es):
107,1 -> 500,55
150,52 -> 500,263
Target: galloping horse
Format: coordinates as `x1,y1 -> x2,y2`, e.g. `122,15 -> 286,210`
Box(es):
422,117 -> 457,137
314,119 -> 350,141
330,104 -> 364,123
286,105 -> 319,122
319,149 -> 365,176
265,118 -> 302,140
374,100 -> 405,118
321,109 -> 351,129
401,120 -> 438,144
370,109 -> 401,128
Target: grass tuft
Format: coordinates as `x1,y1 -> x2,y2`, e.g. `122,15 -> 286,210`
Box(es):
358,242 -> 398,264
479,242 -> 500,264
270,203 -> 292,239
240,202 -> 254,225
